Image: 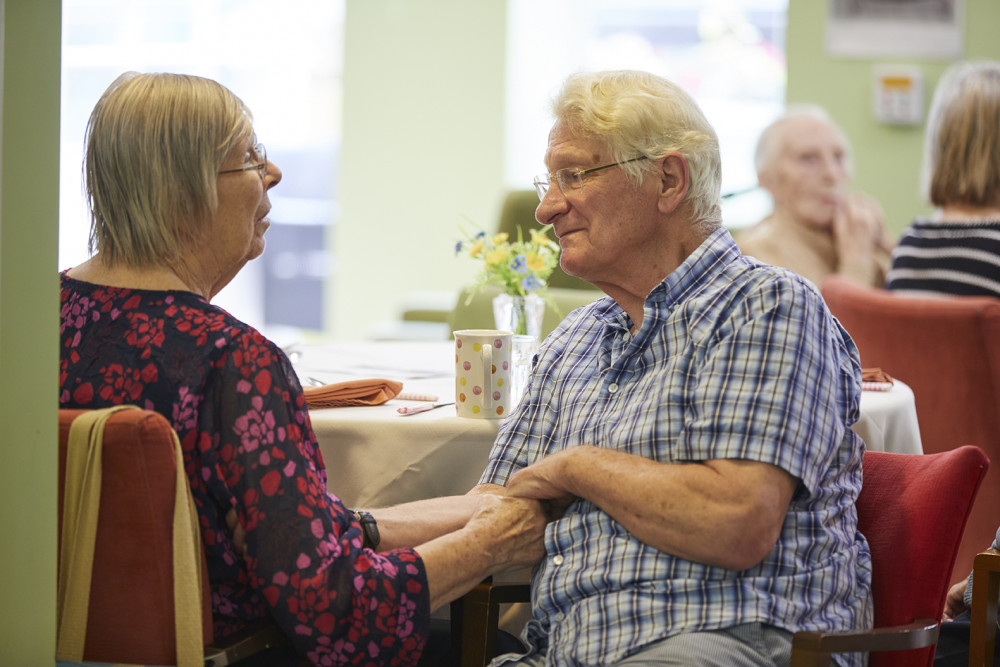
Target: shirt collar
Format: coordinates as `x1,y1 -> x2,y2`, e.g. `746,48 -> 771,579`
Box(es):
592,227 -> 742,330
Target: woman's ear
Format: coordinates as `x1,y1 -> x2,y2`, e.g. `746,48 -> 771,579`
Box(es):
656,153 -> 690,216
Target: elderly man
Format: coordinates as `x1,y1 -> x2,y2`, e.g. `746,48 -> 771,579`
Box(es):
473,71 -> 872,666
736,105 -> 893,287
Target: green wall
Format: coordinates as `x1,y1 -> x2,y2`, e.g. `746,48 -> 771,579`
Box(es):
786,0 -> 1000,236
334,0 -> 507,339
0,0 -> 61,663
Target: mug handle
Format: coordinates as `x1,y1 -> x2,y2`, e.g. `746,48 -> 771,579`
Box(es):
481,343 -> 493,411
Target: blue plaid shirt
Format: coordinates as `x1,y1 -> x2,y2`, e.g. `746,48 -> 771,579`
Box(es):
482,228 -> 873,666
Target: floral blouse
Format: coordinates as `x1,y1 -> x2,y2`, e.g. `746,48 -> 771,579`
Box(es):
59,273 -> 430,666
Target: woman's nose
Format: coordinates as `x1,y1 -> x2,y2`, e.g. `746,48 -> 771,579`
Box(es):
265,160 -> 282,188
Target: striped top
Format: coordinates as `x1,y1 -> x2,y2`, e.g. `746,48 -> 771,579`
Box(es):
483,228 -> 872,667
886,219 -> 1000,298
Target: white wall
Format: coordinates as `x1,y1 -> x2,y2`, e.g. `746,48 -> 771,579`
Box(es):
334,0 -> 508,339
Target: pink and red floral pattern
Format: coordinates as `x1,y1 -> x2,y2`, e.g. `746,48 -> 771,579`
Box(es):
59,273 -> 430,666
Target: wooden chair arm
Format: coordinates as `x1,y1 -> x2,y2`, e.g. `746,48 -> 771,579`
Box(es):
204,619 -> 288,666
790,619 -> 939,667
451,580 -> 531,667
969,548 -> 1000,667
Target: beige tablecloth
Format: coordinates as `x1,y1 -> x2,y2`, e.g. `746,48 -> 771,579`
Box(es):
292,341 -> 923,508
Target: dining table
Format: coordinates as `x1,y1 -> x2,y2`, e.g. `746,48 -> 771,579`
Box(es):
289,340 -> 923,509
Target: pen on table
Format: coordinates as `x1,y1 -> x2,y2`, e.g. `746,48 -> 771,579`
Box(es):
397,401 -> 455,416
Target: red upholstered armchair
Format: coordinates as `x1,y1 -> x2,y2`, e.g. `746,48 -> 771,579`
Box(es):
820,275 -> 1000,578
57,408 -> 284,666
791,446 -> 989,666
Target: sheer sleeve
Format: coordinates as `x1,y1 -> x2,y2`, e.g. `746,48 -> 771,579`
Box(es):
200,329 -> 431,665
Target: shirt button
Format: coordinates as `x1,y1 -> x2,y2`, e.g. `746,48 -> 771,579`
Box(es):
608,383 -> 619,394
552,554 -> 564,565
554,612 -> 565,622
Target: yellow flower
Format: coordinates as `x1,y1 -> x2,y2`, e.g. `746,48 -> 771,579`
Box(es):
468,240 -> 484,258
492,233 -> 509,245
531,229 -> 560,251
485,247 -> 508,265
525,250 -> 545,271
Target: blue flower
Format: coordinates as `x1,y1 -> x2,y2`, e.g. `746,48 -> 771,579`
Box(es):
454,241 -> 464,256
474,230 -> 487,240
509,254 -> 528,274
521,274 -> 543,291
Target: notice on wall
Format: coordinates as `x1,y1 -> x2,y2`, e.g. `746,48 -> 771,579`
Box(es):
826,0 -> 964,59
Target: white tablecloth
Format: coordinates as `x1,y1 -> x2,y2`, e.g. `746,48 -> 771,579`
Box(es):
855,379 -> 923,455
290,341 -> 500,507
291,341 -> 923,507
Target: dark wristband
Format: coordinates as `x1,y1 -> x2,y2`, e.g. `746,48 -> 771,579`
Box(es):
352,509 -> 380,550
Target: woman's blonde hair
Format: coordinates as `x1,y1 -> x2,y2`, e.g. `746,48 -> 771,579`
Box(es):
84,71 -> 254,267
551,70 -> 722,224
922,60 -> 1000,208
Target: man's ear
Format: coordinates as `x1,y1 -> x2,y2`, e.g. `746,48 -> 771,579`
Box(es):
656,153 -> 690,216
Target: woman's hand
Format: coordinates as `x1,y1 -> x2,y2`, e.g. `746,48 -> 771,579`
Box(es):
226,508 -> 248,559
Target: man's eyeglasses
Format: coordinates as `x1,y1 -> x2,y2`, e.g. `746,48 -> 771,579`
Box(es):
533,155 -> 648,200
219,142 -> 267,178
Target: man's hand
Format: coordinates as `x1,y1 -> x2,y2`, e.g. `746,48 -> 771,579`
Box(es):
506,449 -> 578,520
942,576 -> 970,621
832,193 -> 893,284
465,494 -> 548,572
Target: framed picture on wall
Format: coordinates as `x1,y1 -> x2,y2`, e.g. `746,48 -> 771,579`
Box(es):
826,0 -> 964,59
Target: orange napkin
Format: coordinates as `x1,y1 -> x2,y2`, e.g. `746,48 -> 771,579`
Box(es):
862,368 -> 894,384
302,378 -> 403,408
861,367 -> 894,392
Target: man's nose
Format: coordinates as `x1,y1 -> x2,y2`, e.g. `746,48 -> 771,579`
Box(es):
535,185 -> 568,226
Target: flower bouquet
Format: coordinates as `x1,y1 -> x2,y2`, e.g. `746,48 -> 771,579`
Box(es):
454,227 -> 560,336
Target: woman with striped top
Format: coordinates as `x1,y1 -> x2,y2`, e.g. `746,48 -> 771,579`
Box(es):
886,60 -> 1000,299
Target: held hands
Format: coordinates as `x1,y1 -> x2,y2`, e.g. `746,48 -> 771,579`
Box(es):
467,493 -> 547,571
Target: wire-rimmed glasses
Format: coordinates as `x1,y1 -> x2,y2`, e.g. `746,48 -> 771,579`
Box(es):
219,142 -> 267,178
532,155 -> 647,200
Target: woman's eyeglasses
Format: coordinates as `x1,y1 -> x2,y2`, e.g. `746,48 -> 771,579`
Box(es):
219,142 -> 267,178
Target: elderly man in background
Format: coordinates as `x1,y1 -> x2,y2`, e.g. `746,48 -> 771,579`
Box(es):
736,105 -> 894,287
473,70 -> 872,667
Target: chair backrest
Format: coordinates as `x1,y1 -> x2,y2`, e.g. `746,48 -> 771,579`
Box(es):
57,408 -> 213,665
821,275 -> 1000,576
858,446 -> 989,667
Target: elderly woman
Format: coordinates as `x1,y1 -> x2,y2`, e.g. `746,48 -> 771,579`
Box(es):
735,105 -> 894,288
886,60 -> 1000,299
59,72 -> 545,667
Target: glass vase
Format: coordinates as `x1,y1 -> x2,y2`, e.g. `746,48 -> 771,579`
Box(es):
492,293 -> 545,340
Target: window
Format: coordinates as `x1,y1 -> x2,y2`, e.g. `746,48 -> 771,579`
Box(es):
60,0 -> 344,345
505,0 -> 787,227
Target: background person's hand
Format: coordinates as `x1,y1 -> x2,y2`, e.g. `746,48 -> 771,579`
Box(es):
832,193 -> 892,283
942,575 -> 970,621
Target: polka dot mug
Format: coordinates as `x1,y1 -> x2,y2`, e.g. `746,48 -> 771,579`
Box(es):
453,329 -> 513,419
